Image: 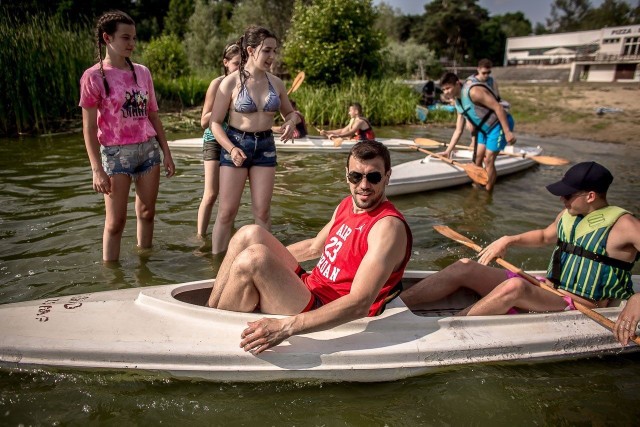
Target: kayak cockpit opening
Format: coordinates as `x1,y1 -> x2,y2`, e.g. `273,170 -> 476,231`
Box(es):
173,285 -> 212,306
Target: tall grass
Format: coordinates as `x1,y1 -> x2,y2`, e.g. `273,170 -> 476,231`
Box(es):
0,13 -> 93,135
290,78 -> 421,127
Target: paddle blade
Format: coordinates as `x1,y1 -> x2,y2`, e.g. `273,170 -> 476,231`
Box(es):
463,164 -> 489,186
414,137 -> 442,147
287,71 -> 305,95
531,155 -> 570,166
332,137 -> 343,147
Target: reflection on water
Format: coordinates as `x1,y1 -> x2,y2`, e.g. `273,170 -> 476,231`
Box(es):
0,128 -> 639,423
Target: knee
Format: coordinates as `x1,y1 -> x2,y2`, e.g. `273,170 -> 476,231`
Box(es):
202,190 -> 218,206
105,216 -> 126,236
233,243 -> 269,275
137,205 -> 156,222
252,205 -> 271,223
231,224 -> 268,246
495,278 -> 527,299
450,258 -> 479,274
216,204 -> 239,223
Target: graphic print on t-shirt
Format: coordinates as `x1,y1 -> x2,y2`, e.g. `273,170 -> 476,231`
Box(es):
122,89 -> 149,119
315,223 -> 356,282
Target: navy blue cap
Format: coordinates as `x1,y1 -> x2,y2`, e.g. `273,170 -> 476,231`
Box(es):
546,161 -> 613,197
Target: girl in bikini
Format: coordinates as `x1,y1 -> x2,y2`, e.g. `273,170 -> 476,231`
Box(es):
209,25 -> 299,254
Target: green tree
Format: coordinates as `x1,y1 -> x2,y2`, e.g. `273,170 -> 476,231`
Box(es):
583,0 -> 635,28
547,0 -> 592,32
183,0 -> 237,74
164,0 -> 195,38
283,0 -> 385,85
495,12 -> 532,38
416,0 -> 490,66
381,40 -> 441,79
374,1 -> 403,42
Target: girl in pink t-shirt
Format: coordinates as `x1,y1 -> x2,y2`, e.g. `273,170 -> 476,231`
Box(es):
79,10 -> 175,262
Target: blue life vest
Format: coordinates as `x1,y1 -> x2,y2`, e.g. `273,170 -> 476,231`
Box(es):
454,81 -> 501,135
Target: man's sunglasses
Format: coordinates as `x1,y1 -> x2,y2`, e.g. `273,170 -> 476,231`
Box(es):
347,171 -> 383,185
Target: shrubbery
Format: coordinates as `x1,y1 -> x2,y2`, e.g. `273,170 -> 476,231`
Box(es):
141,35 -> 190,80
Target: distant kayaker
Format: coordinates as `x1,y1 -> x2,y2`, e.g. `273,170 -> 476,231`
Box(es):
320,102 -> 375,141
207,140 -> 412,354
79,10 -> 175,262
401,161 -> 640,317
440,71 -> 516,192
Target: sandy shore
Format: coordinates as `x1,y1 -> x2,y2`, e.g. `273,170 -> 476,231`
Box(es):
501,83 -> 640,147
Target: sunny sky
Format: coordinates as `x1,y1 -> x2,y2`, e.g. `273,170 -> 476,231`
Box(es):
374,0 -> 609,25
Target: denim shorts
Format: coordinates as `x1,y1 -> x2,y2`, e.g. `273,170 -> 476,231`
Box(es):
478,114 -> 515,152
220,126 -> 277,168
100,137 -> 161,180
203,128 -> 221,161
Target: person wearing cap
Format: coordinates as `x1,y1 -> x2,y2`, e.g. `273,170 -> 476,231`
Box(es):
401,161 -> 639,318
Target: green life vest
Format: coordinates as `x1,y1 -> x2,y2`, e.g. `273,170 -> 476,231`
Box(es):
547,206 -> 637,300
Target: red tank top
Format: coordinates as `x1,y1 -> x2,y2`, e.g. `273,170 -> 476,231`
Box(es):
354,118 -> 375,141
303,197 -> 412,316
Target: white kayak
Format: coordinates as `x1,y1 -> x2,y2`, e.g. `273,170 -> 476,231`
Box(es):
168,136 -> 437,153
0,270 -> 637,383
387,145 -> 543,196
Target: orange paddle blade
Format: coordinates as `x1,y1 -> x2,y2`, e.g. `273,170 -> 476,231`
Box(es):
287,71 -> 305,95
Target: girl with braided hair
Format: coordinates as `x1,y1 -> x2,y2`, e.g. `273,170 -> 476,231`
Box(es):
79,10 -> 175,262
209,25 -> 299,254
197,42 -> 241,239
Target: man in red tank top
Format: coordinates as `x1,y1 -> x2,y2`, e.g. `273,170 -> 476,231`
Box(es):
207,140 -> 412,354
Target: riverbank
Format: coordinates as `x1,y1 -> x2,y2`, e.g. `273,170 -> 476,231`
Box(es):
159,82 -> 639,146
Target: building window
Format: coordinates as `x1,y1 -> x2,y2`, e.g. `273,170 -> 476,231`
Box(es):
623,37 -> 640,55
603,38 -> 620,44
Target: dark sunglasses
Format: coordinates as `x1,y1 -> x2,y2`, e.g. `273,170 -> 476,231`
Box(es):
480,70 -> 492,75
347,171 -> 383,185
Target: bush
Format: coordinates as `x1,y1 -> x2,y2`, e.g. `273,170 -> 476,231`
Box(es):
153,75 -> 210,109
284,0 -> 385,85
141,35 -> 190,80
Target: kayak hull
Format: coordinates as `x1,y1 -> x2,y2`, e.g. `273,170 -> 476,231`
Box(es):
0,270 -> 637,383
387,145 -> 543,196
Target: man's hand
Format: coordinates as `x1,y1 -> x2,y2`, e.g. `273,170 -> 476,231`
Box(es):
505,131 -> 517,145
240,317 -> 292,354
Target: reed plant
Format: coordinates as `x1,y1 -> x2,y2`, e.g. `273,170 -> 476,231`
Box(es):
0,13 -> 93,135
289,77 -> 421,128
153,75 -> 210,109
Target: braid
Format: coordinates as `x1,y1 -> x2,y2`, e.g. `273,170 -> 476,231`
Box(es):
94,10 -> 136,96
125,57 -> 138,87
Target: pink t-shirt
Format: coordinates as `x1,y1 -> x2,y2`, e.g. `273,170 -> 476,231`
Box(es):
79,62 -> 159,146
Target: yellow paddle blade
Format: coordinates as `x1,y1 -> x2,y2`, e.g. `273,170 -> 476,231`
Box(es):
332,137 -> 343,147
529,155 -> 570,166
414,137 -> 442,147
287,71 -> 305,95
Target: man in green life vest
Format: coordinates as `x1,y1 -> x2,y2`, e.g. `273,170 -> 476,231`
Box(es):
401,161 -> 640,317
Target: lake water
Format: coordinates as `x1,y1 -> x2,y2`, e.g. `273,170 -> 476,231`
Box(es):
1,127 -> 639,424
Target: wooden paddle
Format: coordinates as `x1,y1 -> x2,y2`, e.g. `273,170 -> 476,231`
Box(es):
433,225 -> 640,345
455,145 -> 570,166
287,71 -> 305,95
314,125 -> 344,147
407,145 -> 489,186
414,137 -> 443,147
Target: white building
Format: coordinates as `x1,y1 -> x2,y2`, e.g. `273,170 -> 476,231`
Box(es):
504,25 -> 640,82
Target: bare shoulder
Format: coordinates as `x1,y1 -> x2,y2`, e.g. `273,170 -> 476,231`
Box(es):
268,72 -> 286,91
614,212 -> 640,232
369,215 -> 408,244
